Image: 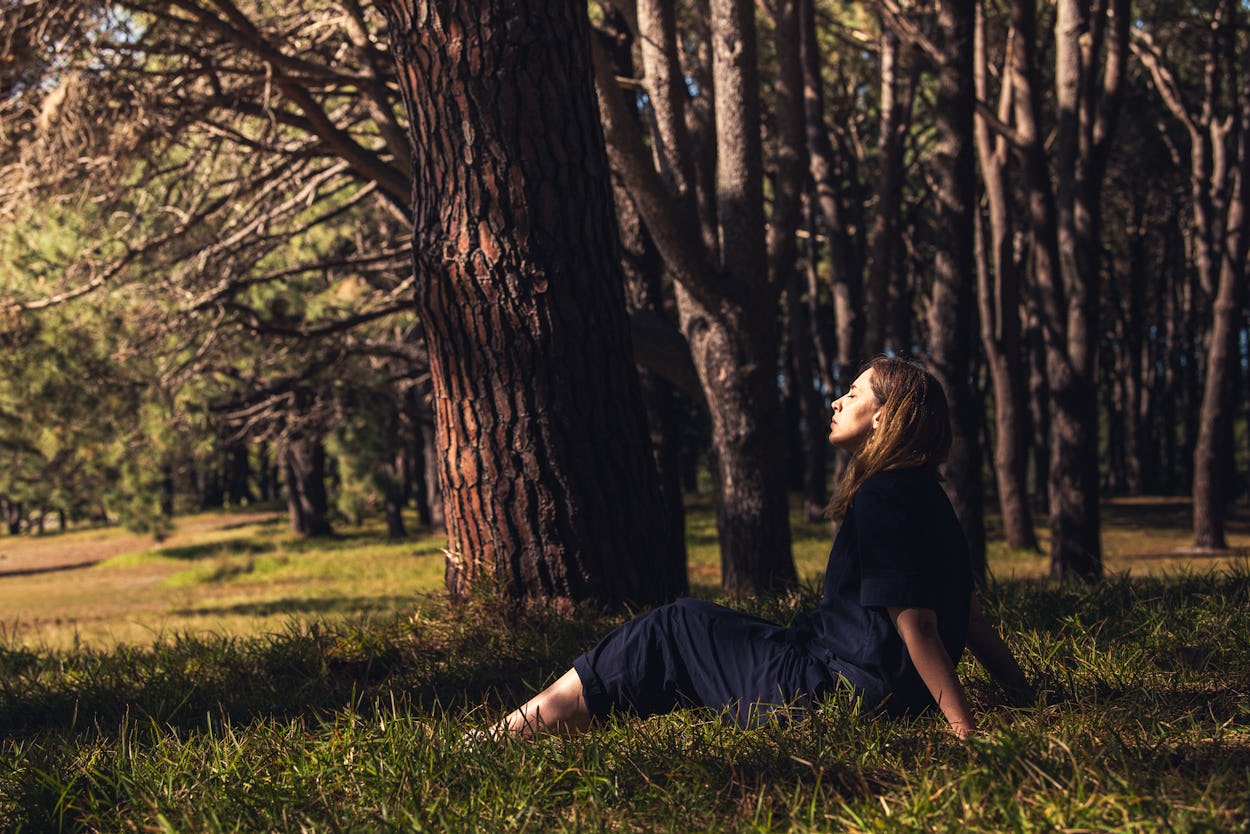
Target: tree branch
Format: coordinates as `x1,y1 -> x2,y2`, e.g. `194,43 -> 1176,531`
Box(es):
590,35 -> 727,314
879,0 -> 943,69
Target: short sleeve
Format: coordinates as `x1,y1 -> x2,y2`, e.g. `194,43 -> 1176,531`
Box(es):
853,485 -> 942,610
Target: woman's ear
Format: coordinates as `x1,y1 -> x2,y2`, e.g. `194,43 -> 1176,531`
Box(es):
871,410 -> 882,431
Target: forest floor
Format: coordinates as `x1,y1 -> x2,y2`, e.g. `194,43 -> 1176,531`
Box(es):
1,496 -> 1248,650
0,498 -> 1247,831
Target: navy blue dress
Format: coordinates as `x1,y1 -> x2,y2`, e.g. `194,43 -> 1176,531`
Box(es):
572,466 -> 973,727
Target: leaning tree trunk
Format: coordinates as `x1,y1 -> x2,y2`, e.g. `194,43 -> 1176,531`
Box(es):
382,0 -> 685,606
594,0 -> 796,594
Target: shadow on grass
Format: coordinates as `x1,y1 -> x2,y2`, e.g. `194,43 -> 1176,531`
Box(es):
2,571 -> 1246,751
214,514 -> 286,532
169,595 -> 417,618
1102,498 -> 1250,535
156,538 -> 277,561
987,567 -> 1250,634
0,598 -> 614,743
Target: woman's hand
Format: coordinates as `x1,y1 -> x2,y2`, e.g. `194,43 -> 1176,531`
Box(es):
966,594 -> 1032,705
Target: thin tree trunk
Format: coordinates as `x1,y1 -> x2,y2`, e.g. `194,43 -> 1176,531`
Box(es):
927,0 -> 985,578
282,435 -> 334,537
197,464 -> 224,511
974,2 -> 1038,551
1011,0 -> 1125,580
224,442 -> 253,506
160,465 -> 175,517
789,259 -> 828,520
865,30 -> 907,354
382,460 -> 407,540
800,0 -> 862,393
1193,80 -> 1249,548
256,441 -> 273,502
605,5 -> 690,586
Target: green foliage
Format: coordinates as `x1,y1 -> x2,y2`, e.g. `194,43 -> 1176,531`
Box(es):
0,567 -> 1248,832
0,129 -> 417,536
325,376 -> 404,528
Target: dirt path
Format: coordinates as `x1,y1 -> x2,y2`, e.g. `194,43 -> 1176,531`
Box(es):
0,512 -> 283,577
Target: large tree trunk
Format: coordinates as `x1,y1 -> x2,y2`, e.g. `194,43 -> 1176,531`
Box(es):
382,0 -> 685,606
927,0 -> 986,578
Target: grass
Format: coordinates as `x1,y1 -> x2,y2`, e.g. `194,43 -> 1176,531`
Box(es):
0,512 -> 448,650
0,498 -> 1248,831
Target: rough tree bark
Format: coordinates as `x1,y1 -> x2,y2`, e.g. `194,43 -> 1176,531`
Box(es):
381,0 -> 685,605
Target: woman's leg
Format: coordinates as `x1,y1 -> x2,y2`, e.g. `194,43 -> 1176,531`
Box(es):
494,668 -> 592,738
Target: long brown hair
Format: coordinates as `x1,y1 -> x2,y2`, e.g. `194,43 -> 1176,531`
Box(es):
827,356 -> 952,519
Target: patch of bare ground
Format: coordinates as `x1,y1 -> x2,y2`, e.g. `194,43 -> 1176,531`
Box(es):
0,511 -> 281,577
0,511 -> 283,646
1100,497 -> 1250,572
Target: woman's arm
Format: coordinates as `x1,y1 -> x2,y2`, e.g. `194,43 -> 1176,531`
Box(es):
887,606 -> 977,738
965,594 -> 1032,705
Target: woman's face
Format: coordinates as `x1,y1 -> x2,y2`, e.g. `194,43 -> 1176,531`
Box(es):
829,368 -> 882,453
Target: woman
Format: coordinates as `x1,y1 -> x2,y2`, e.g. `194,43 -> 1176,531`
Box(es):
494,356 -> 1029,740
